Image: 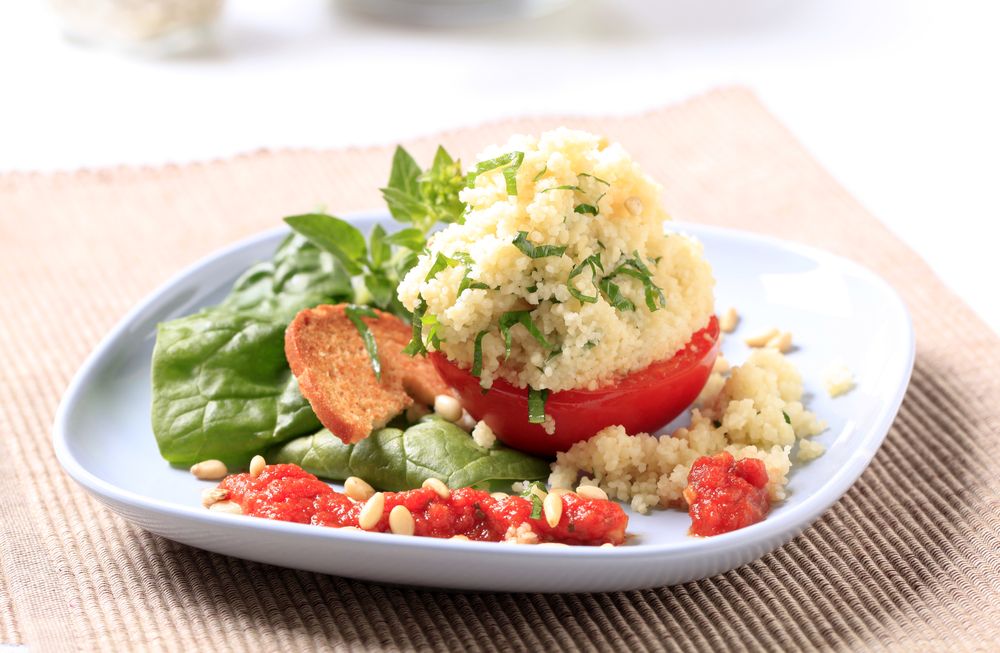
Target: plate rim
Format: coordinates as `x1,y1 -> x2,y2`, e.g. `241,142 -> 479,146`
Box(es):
52,211 -> 916,562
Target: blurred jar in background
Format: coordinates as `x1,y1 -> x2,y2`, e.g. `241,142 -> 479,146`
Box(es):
49,0 -> 223,55
341,0 -> 574,27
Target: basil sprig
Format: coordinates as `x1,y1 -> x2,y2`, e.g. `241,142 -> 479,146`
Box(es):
344,304 -> 381,381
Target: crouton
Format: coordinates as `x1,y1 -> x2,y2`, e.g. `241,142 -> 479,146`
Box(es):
285,304 -> 451,444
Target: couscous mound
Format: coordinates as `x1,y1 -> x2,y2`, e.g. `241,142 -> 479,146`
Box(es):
397,128 -> 715,393
548,348 -> 826,513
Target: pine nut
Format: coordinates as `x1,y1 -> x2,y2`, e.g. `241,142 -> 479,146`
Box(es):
601,542 -> 615,548
201,487 -> 229,507
388,505 -> 415,535
543,492 -> 563,528
490,492 -> 509,500
433,394 -> 463,422
344,476 -> 375,502
249,454 -> 266,478
719,307 -> 739,333
576,485 -> 608,501
451,534 -> 469,541
421,477 -> 450,499
767,331 -> 793,353
190,459 -> 227,480
744,327 -> 779,347
209,501 -> 243,515
457,410 -> 477,432
359,492 -> 385,531
624,196 -> 643,216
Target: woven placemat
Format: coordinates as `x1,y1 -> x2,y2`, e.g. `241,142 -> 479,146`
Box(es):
1,88 -> 997,652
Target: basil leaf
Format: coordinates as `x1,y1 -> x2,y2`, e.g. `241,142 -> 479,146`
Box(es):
381,146 -> 422,223
498,311 -> 555,359
284,213 -> 367,276
567,253 -> 603,304
578,172 -> 610,186
384,227 -> 425,252
512,231 -> 567,259
380,187 -> 428,226
425,251 -> 460,282
519,481 -> 547,519
466,151 -> 525,195
574,204 -> 599,216
528,388 -> 549,425
783,411 -> 792,425
598,277 -> 635,311
532,165 -> 547,182
152,234 -> 352,466
269,419 -> 550,492
369,224 -> 390,268
344,304 -> 381,381
471,330 -> 488,377
540,185 -> 582,193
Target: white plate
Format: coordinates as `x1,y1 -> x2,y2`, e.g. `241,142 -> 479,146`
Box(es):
53,213 -> 914,593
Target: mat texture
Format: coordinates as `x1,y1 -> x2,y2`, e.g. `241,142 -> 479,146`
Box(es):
1,88 -> 997,652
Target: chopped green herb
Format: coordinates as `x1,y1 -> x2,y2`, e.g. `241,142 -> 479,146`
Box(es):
472,330 -> 488,377
421,311 -> 443,348
528,388 -> 549,425
344,304 -> 381,381
466,151 -> 524,195
540,184 -> 582,193
605,253 -> 666,312
584,340 -> 598,350
424,251 -> 459,282
578,172 -> 610,186
402,297 -> 428,356
498,311 -> 555,359
525,284 -> 538,294
533,165 -> 548,182
783,411 -> 792,425
598,277 -> 636,311
520,482 -> 546,519
513,231 -> 567,258
574,203 -> 599,216
567,253 -> 604,304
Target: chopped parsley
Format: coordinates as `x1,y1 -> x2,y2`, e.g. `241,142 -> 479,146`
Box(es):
783,411 -> 792,425
344,304 -> 381,381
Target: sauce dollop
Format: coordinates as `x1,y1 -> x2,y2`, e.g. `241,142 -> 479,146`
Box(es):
684,451 -> 770,537
218,464 -> 627,546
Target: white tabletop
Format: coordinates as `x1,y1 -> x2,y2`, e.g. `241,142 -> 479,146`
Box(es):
2,0 -> 997,332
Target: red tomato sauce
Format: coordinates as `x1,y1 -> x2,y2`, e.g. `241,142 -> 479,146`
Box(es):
684,451 -> 770,537
218,464 -> 628,546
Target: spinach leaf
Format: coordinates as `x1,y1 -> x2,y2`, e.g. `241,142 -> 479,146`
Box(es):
270,419 -> 550,492
151,234 -> 352,466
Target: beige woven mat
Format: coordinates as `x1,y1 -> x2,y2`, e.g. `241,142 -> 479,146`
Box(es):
1,88 -> 998,652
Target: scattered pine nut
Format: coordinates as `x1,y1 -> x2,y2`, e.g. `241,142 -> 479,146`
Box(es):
190,459 -> 227,481
744,328 -> 779,347
201,487 -> 229,508
490,492 -> 509,500
434,394 -> 463,422
576,485 -> 608,501
766,331 -> 793,353
249,454 -> 266,478
421,477 -> 450,499
719,307 -> 740,333
543,492 -> 563,528
451,534 -> 469,541
209,501 -> 243,515
345,476 -> 376,502
624,197 -> 643,216
359,492 -> 385,531
457,410 -> 477,432
600,542 -> 615,548
388,505 -> 415,535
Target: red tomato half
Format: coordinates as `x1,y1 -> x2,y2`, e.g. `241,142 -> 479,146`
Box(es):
431,315 -> 721,456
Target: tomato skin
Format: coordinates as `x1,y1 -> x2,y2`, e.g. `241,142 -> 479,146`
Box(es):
431,316 -> 721,456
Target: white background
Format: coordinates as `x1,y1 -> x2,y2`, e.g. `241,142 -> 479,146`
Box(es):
1,0 -> 997,331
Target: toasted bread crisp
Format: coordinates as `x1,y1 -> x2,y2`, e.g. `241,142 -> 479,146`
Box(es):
285,304 -> 451,444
